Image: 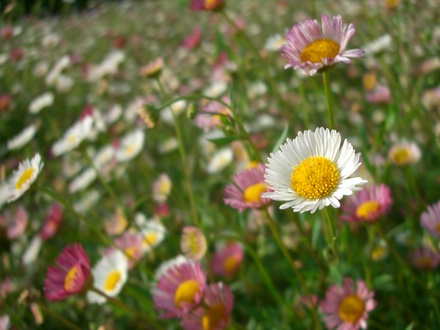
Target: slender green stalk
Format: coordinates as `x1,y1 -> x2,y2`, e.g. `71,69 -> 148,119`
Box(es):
298,75 -> 310,129
322,71 -> 334,129
263,209 -> 321,329
37,302 -> 83,330
323,207 -> 339,261
155,78 -> 200,227
91,287 -> 163,328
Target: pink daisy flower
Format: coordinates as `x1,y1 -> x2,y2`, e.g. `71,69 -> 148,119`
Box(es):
420,201 -> 440,238
411,246 -> 440,270
211,242 -> 244,278
340,184 -> 392,223
44,244 -> 91,301
320,278 -> 377,330
152,256 -> 207,319
106,232 -> 143,269
40,203 -> 63,240
195,97 -> 232,132
182,27 -> 202,50
224,164 -> 271,212
181,282 -> 234,330
281,14 -> 365,76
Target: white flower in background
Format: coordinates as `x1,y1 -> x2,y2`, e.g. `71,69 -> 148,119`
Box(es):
88,109 -> 106,140
115,129 -> 145,162
7,123 -> 38,150
203,81 -> 228,98
0,183 -> 9,210
206,148 -> 234,174
124,98 -> 144,123
69,168 -> 97,193
7,154 -> 44,203
87,51 -> 125,82
41,33 -> 60,48
265,34 -> 285,52
46,55 -> 71,86
56,74 -> 74,93
160,100 -> 187,124
92,145 -> 115,169
73,189 -> 100,213
87,250 -> 129,304
51,116 -> 94,157
158,137 -> 178,154
152,173 -> 172,203
363,34 -> 392,55
135,213 -> 166,254
29,92 -> 54,114
104,104 -> 122,125
247,81 -> 267,99
22,235 -> 43,266
198,129 -> 224,158
34,62 -> 49,77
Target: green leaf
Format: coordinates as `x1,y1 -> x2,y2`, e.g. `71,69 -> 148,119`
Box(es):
207,136 -> 243,146
271,124 -> 289,154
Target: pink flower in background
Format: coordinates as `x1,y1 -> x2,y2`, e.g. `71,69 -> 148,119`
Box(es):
190,0 -> 225,11
44,244 -> 91,301
340,184 -> 392,223
320,278 -> 376,330
40,203 -> 63,240
211,242 -> 244,278
420,200 -> 440,238
365,86 -> 391,104
195,96 -> 232,132
281,14 -> 365,76
181,226 -> 207,261
0,94 -> 12,112
224,164 -> 271,212
106,232 -> 143,269
411,246 -> 440,270
0,206 -> 28,239
182,28 -> 202,49
181,282 -> 234,330
153,257 -> 206,319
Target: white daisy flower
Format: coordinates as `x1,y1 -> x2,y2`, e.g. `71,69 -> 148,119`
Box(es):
7,153 -> 44,203
115,129 -> 145,163
135,213 -> 166,254
160,100 -> 187,125
206,147 -> 233,174
7,123 -> 38,150
29,92 -> 54,114
51,116 -> 94,157
68,168 -> 97,193
263,127 -> 367,213
87,250 -> 128,304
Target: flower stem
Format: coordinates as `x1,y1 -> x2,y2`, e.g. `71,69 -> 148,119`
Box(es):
263,209 -> 321,329
322,71 -> 334,129
323,207 -> 339,261
37,302 -> 83,330
155,78 -> 200,227
298,75 -> 310,129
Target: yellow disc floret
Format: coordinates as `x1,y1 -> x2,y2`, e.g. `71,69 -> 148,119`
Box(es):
300,39 -> 340,63
356,201 -> 381,220
174,280 -> 200,308
291,156 -> 340,199
338,294 -> 365,323
202,303 -> 227,330
16,168 -> 35,190
243,183 -> 266,204
64,266 -> 79,291
104,270 -> 122,292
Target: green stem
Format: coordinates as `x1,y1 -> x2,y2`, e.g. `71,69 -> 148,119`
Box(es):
323,207 -> 339,261
155,79 -> 200,227
322,71 -> 334,129
263,209 -> 321,329
298,75 -> 310,129
37,302 -> 83,330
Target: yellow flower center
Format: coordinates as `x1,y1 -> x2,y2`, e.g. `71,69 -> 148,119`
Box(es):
362,72 -> 377,91
124,247 -> 136,259
436,223 -> 440,233
246,161 -> 259,169
290,156 -> 340,199
64,266 -> 79,291
202,303 -> 227,330
356,201 -> 381,220
338,294 -> 365,324
371,247 -> 386,261
104,270 -> 122,292
204,0 -> 219,10
15,168 -> 35,190
174,280 -> 200,308
415,256 -> 434,269
243,183 -> 266,204
300,39 -> 340,63
223,255 -> 240,275
144,232 -> 158,246
125,145 -> 135,156
188,232 -> 200,255
67,134 -> 78,146
391,148 -> 410,165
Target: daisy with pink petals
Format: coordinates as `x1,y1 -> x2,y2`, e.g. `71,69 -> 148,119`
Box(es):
420,201 -> 440,238
411,246 -> 440,270
181,282 -> 234,330
152,256 -> 206,319
195,97 -> 232,132
190,0 -> 225,11
211,242 -> 244,278
106,232 -> 143,269
44,243 -> 91,301
224,164 -> 271,212
320,277 -> 377,330
281,14 -> 365,76
340,184 -> 392,223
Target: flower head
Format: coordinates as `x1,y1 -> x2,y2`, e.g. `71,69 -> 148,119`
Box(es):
152,173 -> 172,203
281,14 -> 365,76
114,129 -> 145,163
7,154 -> 44,203
388,141 -> 421,165
181,226 -> 207,261
190,0 -> 225,11
87,250 -> 129,304
340,184 -> 392,223
211,242 -> 244,278
263,128 -> 366,213
224,164 -> 271,211
51,116 -> 94,157
140,57 -> 164,78
152,256 -> 206,319
420,201 -> 440,238
411,246 -> 440,270
181,282 -> 234,330
40,203 -> 63,240
320,278 -> 377,330
44,244 -> 91,301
